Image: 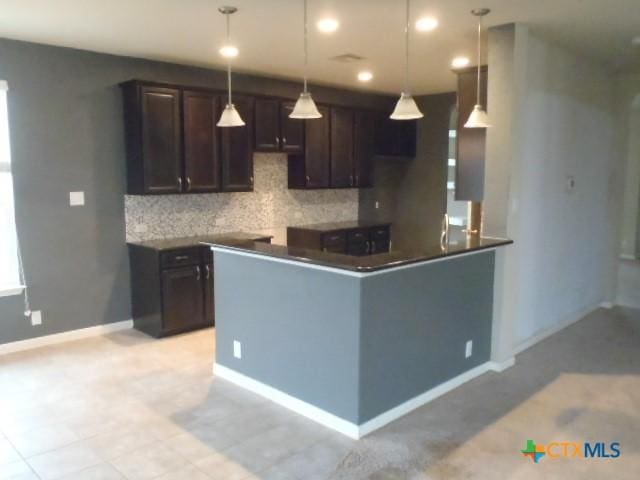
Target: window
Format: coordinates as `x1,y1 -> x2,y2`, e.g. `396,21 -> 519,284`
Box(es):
0,80 -> 21,293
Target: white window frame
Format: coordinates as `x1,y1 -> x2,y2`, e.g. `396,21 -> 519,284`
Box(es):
0,80 -> 24,297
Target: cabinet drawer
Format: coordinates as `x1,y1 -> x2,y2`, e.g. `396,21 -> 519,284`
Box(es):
370,225 -> 390,241
347,228 -> 368,245
160,248 -> 202,269
322,231 -> 345,248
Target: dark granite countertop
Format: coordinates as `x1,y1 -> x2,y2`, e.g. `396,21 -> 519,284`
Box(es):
203,232 -> 512,273
287,220 -> 392,232
127,232 -> 273,251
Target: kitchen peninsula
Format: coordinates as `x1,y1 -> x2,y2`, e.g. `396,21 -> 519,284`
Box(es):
205,230 -> 512,438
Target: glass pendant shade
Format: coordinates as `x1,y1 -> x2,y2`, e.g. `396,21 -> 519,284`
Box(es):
289,91 -> 322,119
464,104 -> 490,128
390,92 -> 423,120
217,103 -> 245,127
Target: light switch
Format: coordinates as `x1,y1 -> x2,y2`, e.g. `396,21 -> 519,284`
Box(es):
69,191 -> 85,206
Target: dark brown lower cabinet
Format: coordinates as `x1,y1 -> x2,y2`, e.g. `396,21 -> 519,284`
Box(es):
287,223 -> 391,256
128,245 -> 214,338
161,265 -> 206,334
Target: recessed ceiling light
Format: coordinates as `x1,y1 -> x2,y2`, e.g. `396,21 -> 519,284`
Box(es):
317,18 -> 339,33
632,36 -> 640,46
357,71 -> 373,82
219,45 -> 239,58
451,56 -> 470,69
415,17 -> 438,32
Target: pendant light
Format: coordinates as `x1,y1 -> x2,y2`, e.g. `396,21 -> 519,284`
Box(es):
390,0 -> 423,120
464,8 -> 491,128
217,6 -> 245,127
290,0 -> 322,119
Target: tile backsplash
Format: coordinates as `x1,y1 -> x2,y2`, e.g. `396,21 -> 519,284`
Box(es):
125,153 -> 359,244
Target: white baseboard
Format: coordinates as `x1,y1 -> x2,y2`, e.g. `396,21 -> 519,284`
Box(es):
619,254 -> 636,260
511,303 -> 599,356
214,361 -> 494,439
0,320 -> 133,356
487,357 -> 516,372
599,301 -> 614,309
357,361 -> 493,437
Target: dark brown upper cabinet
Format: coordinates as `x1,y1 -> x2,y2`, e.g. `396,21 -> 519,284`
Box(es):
353,110 -> 375,188
254,99 -> 304,154
183,90 -> 220,193
220,95 -> 255,192
254,99 -> 280,151
330,108 -> 355,188
121,80 -> 255,194
288,105 -> 330,189
455,66 -> 487,202
373,112 -> 417,158
122,83 -> 182,194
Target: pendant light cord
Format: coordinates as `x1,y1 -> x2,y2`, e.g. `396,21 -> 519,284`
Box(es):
226,12 -> 232,105
476,15 -> 482,105
404,0 -> 410,94
303,0 -> 309,93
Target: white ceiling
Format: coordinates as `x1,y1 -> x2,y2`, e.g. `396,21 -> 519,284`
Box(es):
0,0 -> 638,94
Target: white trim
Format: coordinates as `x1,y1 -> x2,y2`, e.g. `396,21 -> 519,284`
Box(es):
487,357 -> 515,372
210,245 -> 500,278
0,80 -> 7,91
214,363 -> 360,438
357,361 -> 493,437
511,303 -> 599,356
0,285 -> 24,298
214,361 -> 494,439
0,320 -> 133,356
599,301 -> 614,309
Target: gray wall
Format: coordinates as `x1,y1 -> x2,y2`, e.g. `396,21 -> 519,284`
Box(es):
359,251 -> 494,422
360,93 -> 456,248
214,248 -> 495,425
214,250 -> 362,422
0,37 -> 393,345
484,24 -> 616,348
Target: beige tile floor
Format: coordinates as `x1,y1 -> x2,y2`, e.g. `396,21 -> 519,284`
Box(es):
0,307 -> 639,479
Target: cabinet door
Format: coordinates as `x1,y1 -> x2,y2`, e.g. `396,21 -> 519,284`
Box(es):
304,105 -> 330,188
330,108 -> 354,188
455,67 -> 487,201
353,110 -> 375,188
220,95 -> 255,192
183,91 -> 220,192
141,86 -> 182,193
374,113 -> 416,158
280,102 -> 304,153
254,99 -> 280,151
204,263 -> 215,326
161,266 -> 205,334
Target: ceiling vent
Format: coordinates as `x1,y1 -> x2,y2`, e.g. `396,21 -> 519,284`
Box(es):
330,53 -> 365,63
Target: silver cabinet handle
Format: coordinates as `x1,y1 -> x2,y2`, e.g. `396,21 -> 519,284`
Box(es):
177,177 -> 183,190
282,137 -> 287,145
371,241 -> 376,254
250,176 -> 254,184
349,175 -> 354,186
174,255 -> 189,261
186,177 -> 192,191
306,175 -> 310,183
205,264 -> 210,280
365,240 -> 371,254
275,136 -> 280,146
195,266 -> 201,281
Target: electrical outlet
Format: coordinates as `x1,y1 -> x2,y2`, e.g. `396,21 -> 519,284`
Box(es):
465,340 -> 473,358
233,340 -> 242,359
31,310 -> 42,326
69,191 -> 85,206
